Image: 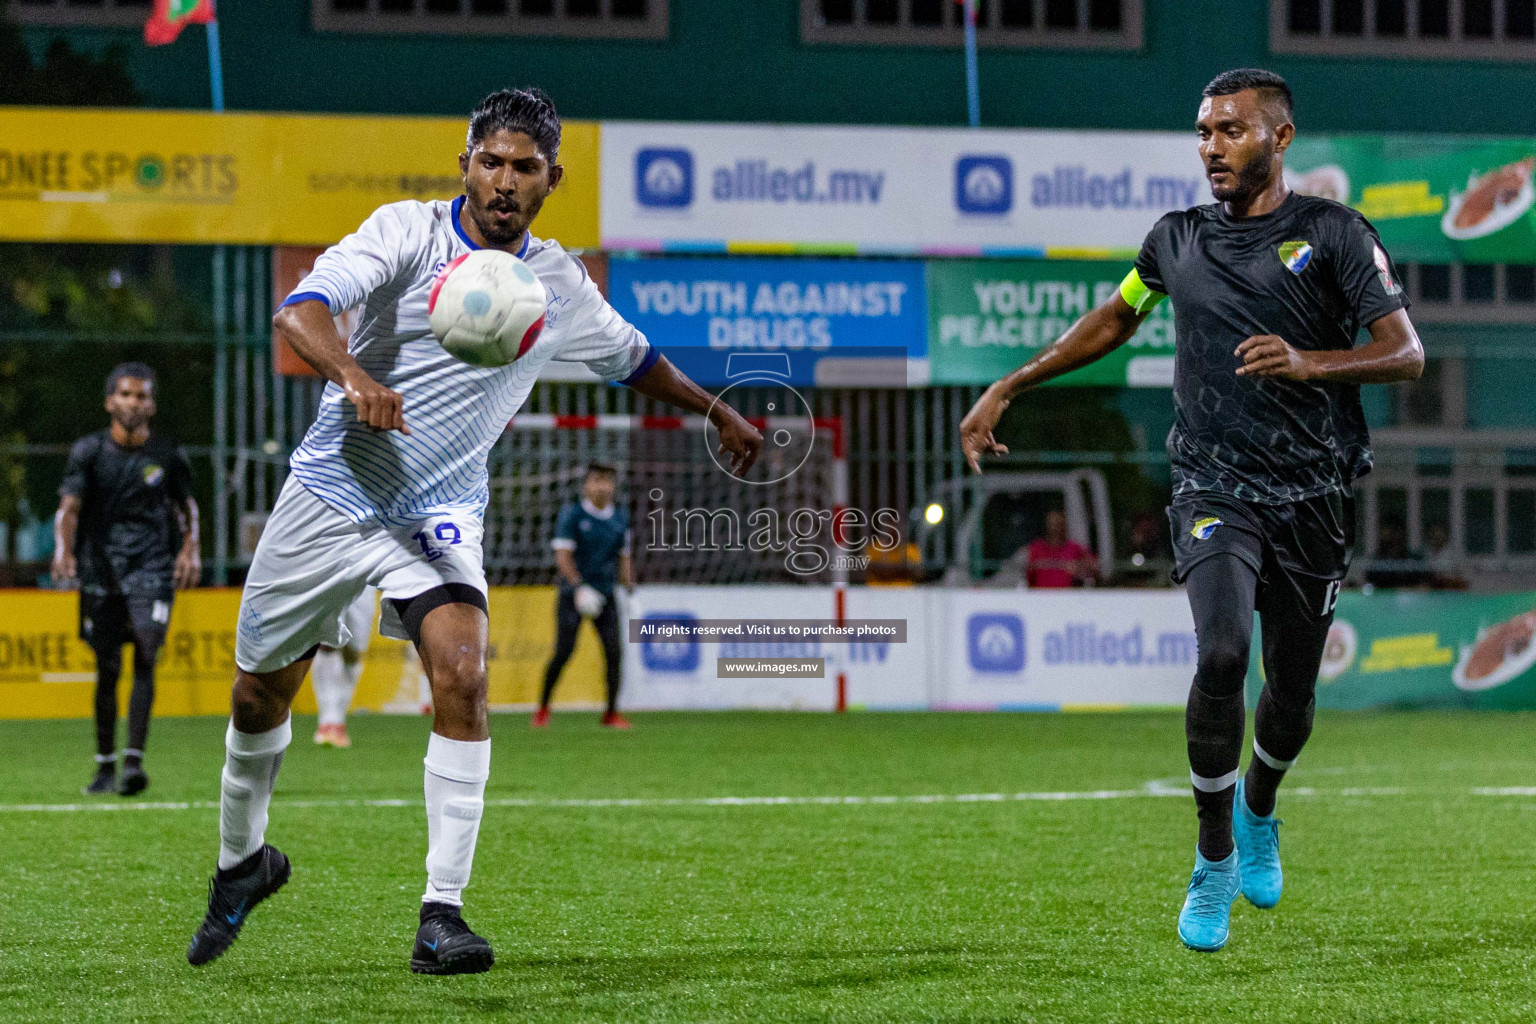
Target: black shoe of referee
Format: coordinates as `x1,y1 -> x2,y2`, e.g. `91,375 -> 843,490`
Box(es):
117,765 -> 149,797
81,766 -> 116,796
187,844 -> 291,966
411,902 -> 494,975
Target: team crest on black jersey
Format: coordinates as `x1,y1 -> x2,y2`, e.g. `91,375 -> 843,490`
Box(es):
1191,516 -> 1222,540
1278,241 -> 1313,275
142,464 -> 164,486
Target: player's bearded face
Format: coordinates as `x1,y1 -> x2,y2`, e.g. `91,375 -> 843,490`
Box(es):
105,378 -> 154,431
1209,136 -> 1276,204
1197,92 -> 1289,207
459,130 -> 560,248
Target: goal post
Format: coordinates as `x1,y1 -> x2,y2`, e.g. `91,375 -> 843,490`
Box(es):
485,412 -> 852,709
486,413 -> 849,586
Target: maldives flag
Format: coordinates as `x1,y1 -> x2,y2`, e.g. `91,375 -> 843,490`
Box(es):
145,0 -> 216,46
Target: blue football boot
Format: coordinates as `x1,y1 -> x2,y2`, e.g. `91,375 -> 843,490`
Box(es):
1233,776 -> 1283,909
1177,848 -> 1241,952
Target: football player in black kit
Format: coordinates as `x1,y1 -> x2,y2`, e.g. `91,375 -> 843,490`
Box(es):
54,364 -> 199,797
960,69 -> 1424,952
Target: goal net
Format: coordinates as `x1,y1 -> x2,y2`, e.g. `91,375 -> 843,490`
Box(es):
484,414 -> 848,586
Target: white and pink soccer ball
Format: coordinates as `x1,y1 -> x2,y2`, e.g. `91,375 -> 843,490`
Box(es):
427,249 -> 547,367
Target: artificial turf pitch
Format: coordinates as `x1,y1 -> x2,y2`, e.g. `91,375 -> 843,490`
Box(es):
1,710 -> 1533,1023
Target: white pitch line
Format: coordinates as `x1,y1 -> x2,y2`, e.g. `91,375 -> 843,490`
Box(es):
0,791 -> 1173,814
0,785 -> 1532,815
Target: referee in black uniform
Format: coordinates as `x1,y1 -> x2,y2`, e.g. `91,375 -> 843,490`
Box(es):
960,69 -> 1423,952
53,364 -> 200,796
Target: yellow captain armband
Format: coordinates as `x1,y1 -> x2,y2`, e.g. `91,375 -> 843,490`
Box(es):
1119,268 -> 1168,314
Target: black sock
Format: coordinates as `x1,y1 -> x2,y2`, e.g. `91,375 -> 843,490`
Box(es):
602,648 -> 621,716
538,660 -> 562,710
598,604 -> 622,715
542,591 -> 580,709
126,643 -> 158,757
92,754 -> 116,777
91,643 -> 123,760
1244,606 -> 1328,818
1187,683 -> 1243,860
1182,555 -> 1258,863
1244,686 -> 1315,818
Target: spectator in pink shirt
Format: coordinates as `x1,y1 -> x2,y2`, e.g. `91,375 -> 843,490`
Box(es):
1025,510 -> 1099,588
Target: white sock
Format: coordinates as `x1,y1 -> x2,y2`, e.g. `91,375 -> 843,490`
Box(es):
422,732 -> 490,907
312,650 -> 361,727
218,718 -> 292,870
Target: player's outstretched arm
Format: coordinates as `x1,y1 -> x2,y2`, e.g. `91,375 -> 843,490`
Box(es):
960,293 -> 1148,473
272,300 -> 410,434
1235,310 -> 1424,384
625,354 -> 764,476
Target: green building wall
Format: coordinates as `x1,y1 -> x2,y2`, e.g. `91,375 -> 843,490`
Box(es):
19,0 -> 1536,132
18,1 -> 1536,436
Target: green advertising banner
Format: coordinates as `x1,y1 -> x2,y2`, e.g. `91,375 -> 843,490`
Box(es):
926,260 -> 1175,387
1288,135 -> 1536,264
1248,589 -> 1536,710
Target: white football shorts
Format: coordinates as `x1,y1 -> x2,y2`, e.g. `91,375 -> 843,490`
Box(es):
235,476 -> 487,674
335,587 -> 377,655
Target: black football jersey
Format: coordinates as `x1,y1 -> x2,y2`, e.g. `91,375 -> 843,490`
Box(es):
1133,192 -> 1408,504
59,430 -> 192,595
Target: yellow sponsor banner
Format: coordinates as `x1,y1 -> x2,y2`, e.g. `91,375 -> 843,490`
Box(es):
0,107 -> 599,247
0,587 -> 605,720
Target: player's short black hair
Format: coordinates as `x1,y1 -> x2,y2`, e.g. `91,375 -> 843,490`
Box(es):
466,88 -> 562,164
105,362 -> 156,398
585,462 -> 617,479
1202,68 -> 1293,124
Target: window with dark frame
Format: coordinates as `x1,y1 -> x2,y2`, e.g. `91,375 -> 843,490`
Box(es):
5,0 -> 151,25
805,0 -> 1142,48
1507,265 -> 1536,302
311,0 -> 667,37
1274,0 -> 1536,56
1401,263 -> 1536,323
1419,264 -> 1454,303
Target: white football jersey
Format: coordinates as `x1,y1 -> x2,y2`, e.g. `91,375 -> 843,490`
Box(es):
282,196 -> 655,526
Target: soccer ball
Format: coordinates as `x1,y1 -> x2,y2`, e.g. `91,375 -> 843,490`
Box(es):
427,250 -> 547,367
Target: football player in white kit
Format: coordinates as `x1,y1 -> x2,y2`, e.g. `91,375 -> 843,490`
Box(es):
187,88 -> 763,975
311,587 -> 376,749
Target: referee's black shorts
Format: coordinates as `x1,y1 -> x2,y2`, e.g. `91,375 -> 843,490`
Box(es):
1167,490 -> 1353,623
79,590 -> 174,650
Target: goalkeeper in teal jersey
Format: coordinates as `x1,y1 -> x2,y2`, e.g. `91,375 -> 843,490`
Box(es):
534,463 -> 634,729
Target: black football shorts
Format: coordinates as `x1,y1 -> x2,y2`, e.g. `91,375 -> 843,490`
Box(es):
1167,491 -> 1354,623
79,590 -> 174,650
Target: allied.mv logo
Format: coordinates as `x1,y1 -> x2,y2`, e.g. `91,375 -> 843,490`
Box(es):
636,148 -> 694,208
640,612 -> 701,672
967,612 -> 1025,673
955,156 -> 1013,215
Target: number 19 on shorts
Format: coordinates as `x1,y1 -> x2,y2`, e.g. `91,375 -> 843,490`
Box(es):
412,521 -> 462,563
